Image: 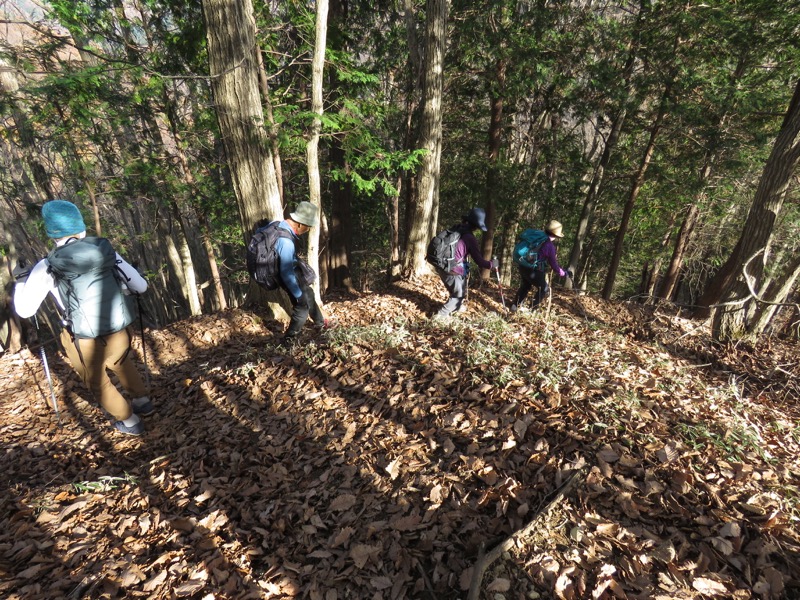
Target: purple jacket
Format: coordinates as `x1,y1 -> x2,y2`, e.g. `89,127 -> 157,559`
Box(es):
538,238 -> 566,277
452,227 -> 492,275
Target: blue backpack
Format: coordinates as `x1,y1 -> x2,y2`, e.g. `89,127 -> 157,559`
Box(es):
47,237 -> 136,338
513,229 -> 549,269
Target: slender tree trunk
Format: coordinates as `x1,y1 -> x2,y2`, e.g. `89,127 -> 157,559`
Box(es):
749,250 -> 800,335
395,0 -> 422,273
481,57 -> 506,281
659,203 -> 698,300
306,0 -> 328,304
602,84 -> 669,299
256,50 -> 285,203
566,9 -> 642,289
710,80 -> 800,340
326,0 -> 355,292
402,0 -> 448,278
640,213 -> 676,300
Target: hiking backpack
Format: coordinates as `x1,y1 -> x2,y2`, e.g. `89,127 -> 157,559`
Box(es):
47,237 -> 137,338
246,221 -> 294,290
426,228 -> 462,271
513,229 -> 550,269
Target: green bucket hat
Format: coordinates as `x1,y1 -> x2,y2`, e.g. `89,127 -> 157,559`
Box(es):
290,201 -> 320,227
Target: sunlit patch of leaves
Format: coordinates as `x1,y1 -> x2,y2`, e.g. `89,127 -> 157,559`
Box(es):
326,319 -> 411,357
72,473 -> 138,494
584,389 -> 644,436
675,421 -> 770,463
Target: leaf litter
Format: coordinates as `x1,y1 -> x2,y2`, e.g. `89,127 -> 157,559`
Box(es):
1,275 -> 798,599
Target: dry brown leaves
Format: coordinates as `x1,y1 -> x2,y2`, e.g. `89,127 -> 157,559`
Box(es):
1,276 -> 798,599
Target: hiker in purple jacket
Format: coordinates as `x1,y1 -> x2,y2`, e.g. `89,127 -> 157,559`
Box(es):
434,208 -> 495,318
511,220 -> 572,312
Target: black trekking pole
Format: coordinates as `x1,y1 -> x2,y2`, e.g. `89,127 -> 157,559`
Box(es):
33,315 -> 62,427
492,257 -> 507,312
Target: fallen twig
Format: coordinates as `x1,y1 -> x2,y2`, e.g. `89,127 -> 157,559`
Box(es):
466,467 -> 587,600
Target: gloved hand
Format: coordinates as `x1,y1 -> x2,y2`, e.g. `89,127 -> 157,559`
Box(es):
491,258 -> 499,270
12,262 -> 31,283
566,270 -> 574,279
291,293 -> 308,309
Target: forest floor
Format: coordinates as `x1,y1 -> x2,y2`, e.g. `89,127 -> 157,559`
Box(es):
1,274 -> 799,600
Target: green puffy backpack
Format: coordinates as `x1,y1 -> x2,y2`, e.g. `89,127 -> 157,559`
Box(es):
513,229 -> 549,269
47,237 -> 136,338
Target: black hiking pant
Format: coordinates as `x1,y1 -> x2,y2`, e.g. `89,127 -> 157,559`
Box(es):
516,266 -> 548,308
282,283 -> 324,339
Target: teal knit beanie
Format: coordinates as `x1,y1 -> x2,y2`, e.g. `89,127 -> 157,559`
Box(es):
42,200 -> 86,239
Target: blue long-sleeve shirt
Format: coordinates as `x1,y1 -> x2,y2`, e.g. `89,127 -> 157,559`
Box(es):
275,221 -> 303,299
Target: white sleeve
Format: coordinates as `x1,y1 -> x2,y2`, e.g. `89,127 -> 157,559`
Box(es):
115,254 -> 148,294
13,259 -> 62,318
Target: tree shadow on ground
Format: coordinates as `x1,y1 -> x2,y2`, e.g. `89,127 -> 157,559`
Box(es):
3,305 -> 797,599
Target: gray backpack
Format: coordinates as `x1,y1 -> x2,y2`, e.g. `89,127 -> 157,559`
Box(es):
47,237 -> 136,338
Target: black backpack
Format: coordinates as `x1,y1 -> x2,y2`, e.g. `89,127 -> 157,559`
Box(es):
426,228 -> 462,271
246,221 -> 293,290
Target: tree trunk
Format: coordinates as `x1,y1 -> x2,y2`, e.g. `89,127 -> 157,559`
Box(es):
565,3 -> 643,289
710,79 -> 800,340
201,0 -> 283,236
402,0 -> 448,278
602,84 -> 669,300
659,203 -> 698,301
256,49 -> 285,204
326,0 -> 355,292
480,57 -> 506,281
306,0 -> 328,305
749,250 -> 800,336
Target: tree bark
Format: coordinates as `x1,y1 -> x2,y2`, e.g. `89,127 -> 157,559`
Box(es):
326,0 -> 355,292
710,80 -> 800,340
480,57 -> 506,282
602,83 -> 669,300
201,0 -> 283,236
402,0 -> 448,278
658,203 -> 698,301
749,249 -> 800,336
306,0 -> 328,304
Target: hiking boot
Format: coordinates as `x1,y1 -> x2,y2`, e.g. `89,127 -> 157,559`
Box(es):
132,396 -> 155,417
278,334 -> 299,349
114,419 -> 144,436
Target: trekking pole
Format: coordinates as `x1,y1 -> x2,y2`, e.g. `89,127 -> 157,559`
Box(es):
492,257 -> 507,312
545,273 -> 553,322
135,294 -> 151,389
462,267 -> 471,313
33,315 -> 62,427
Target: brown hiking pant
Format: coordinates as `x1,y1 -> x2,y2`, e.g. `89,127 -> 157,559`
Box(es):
61,327 -> 148,421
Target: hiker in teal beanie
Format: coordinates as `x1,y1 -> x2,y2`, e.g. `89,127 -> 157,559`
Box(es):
13,199 -> 154,436
42,199 -> 87,238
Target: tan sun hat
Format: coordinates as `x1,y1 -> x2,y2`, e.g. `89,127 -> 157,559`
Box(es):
545,220 -> 564,238
290,201 -> 320,227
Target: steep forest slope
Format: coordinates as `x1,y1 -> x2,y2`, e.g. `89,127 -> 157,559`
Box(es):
1,277 -> 798,600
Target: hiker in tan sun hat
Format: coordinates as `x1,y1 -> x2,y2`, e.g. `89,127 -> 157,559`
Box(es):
510,219 -> 572,312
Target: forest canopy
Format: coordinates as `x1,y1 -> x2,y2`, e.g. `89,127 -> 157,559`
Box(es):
1,0 -> 799,346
